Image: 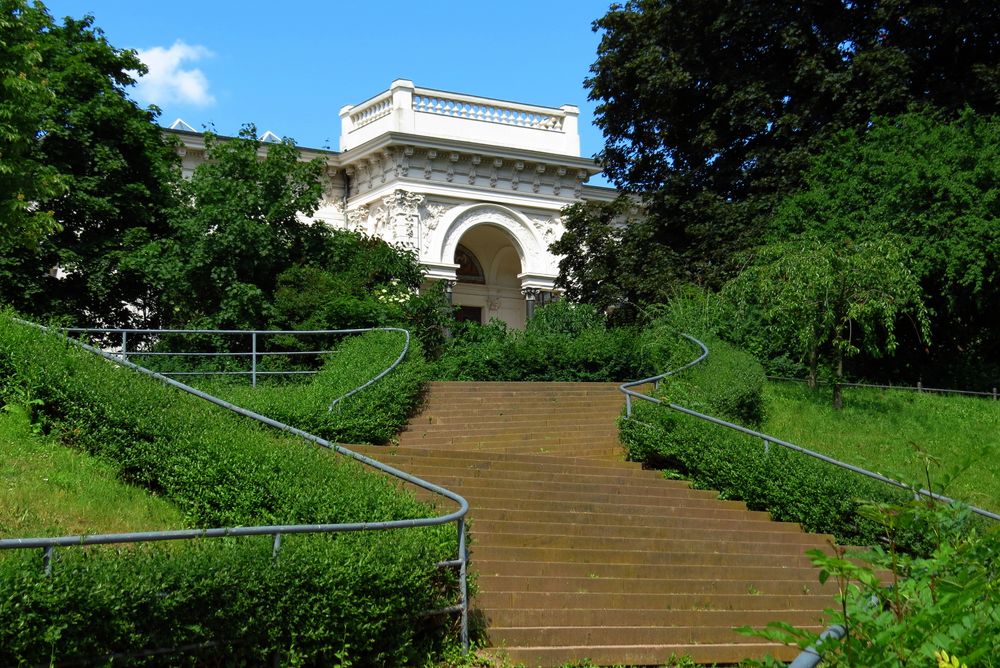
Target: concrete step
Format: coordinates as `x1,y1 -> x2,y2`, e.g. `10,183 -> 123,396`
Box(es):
490,641 -> 800,666
471,546 -> 821,569
484,607 -> 826,629
397,381 -> 835,666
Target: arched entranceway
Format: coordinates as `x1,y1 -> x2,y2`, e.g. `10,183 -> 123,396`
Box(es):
451,225 -> 525,328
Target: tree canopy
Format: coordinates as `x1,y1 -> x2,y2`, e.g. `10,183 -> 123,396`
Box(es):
558,0 -> 1000,309
0,0 -> 181,327
723,237 -> 929,408
769,109 -> 1000,385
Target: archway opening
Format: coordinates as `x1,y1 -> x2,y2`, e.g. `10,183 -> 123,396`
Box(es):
451,224 -> 524,328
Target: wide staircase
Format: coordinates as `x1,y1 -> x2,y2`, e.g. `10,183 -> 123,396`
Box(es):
353,382 -> 835,666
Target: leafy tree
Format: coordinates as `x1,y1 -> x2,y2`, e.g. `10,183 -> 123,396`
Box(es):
724,237 -> 929,408
142,127 -> 452,351
560,0 -> 1000,309
769,109 -> 1000,386
0,0 -> 65,245
142,126 -> 328,330
0,1 -> 180,327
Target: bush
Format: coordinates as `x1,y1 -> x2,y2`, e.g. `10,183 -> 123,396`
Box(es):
436,302 -> 650,382
620,333 -> 910,545
194,330 -> 429,444
742,503 -> 1000,667
0,312 -> 458,664
0,533 -> 454,665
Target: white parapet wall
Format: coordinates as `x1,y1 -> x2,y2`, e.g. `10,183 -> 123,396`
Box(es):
340,79 -> 580,156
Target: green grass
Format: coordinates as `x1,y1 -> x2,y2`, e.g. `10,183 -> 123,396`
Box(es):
762,381 -> 1000,512
0,406 -> 183,538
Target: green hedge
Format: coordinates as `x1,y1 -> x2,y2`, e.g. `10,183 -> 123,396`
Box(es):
620,334 -> 910,545
192,330 -> 428,444
0,313 -> 457,664
436,302 -> 650,382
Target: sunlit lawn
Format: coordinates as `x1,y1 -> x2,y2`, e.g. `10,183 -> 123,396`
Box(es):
763,382 -> 1000,513
0,406 -> 183,539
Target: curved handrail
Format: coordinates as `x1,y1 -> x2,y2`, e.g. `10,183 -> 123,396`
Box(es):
0,321 -> 471,651
618,333 -> 1000,522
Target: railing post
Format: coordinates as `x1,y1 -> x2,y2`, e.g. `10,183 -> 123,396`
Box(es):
458,518 -> 469,654
625,393 -> 632,418
272,532 -> 281,560
993,387 -> 997,401
251,332 -> 257,388
43,546 -> 54,575
762,437 -> 770,457
121,331 -> 128,361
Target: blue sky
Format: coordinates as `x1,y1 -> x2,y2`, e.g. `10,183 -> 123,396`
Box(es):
45,0 -> 615,185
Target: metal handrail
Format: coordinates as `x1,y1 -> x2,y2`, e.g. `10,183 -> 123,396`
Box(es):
618,333 -> 1000,521
768,375 -> 999,400
0,322 -> 471,653
619,333 -> 998,665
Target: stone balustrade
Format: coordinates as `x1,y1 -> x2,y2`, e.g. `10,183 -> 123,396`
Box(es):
340,80 -> 580,156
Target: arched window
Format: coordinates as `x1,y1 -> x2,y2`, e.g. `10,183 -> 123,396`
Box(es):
454,244 -> 485,284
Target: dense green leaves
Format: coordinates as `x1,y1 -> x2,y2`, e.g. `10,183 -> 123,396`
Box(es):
0,1 -> 181,327
769,110 -> 1000,386
724,237 -> 929,407
436,301 -> 650,382
560,0 -> 1000,312
619,333 -> 911,544
0,313 -> 458,663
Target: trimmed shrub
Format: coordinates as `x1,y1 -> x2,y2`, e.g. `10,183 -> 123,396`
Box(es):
193,330 -> 429,444
437,302 -> 650,382
0,312 -> 458,664
620,333 -> 910,545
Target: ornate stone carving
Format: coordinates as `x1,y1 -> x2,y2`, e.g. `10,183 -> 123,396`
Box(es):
448,206 -> 540,266
378,189 -> 425,250
533,164 -> 545,193
574,169 -> 587,197
344,204 -> 369,233
490,159 -> 502,188
469,155 -> 481,185
512,161 -> 524,191
424,150 -> 437,180
447,152 -> 460,183
554,167 -> 566,196
487,293 -> 502,313
420,201 -> 451,255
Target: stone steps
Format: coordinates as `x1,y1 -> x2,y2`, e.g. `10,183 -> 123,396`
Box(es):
378,381 -> 831,665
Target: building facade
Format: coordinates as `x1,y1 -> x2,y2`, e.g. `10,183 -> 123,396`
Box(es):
171,80 -> 614,329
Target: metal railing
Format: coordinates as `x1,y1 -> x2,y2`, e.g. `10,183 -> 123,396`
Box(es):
0,322 -> 471,655
619,334 -> 1000,522
768,375 -> 999,400
618,333 -> 998,667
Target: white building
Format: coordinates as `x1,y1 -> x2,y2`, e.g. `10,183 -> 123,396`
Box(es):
170,80 -> 614,329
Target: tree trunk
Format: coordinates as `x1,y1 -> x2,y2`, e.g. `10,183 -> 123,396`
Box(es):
807,348 -> 818,389
832,353 -> 844,410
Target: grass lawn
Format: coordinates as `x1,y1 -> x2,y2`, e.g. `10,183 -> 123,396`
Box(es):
0,406 -> 184,538
763,381 -> 1000,513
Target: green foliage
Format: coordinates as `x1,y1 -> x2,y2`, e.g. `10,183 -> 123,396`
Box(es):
436,302 -> 649,382
619,334 -> 911,545
763,382 -> 1000,514
0,532 -> 454,665
0,0 -> 66,245
562,0 -> 1000,311
741,502 -> 1000,667
0,405 -> 183,536
724,237 -> 929,407
0,312 -> 458,663
768,109 -> 1000,386
194,330 -> 429,444
0,1 -> 181,327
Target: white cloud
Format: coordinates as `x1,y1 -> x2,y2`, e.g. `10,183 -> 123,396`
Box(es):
134,41 -> 215,107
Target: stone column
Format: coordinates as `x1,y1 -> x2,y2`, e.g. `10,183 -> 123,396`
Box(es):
521,287 -> 540,320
